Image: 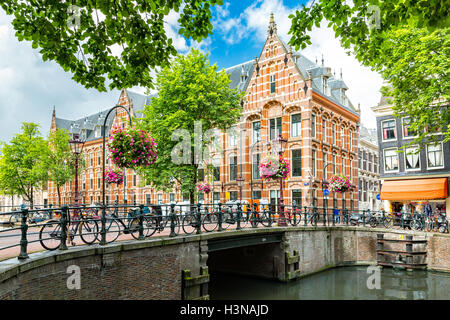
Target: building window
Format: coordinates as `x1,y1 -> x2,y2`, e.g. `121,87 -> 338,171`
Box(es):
145,194 -> 151,205
95,126 -> 101,138
169,193 -> 175,202
292,149 -> 302,177
312,149 -> 316,176
229,156 -> 237,181
157,194 -> 162,204
213,192 -> 220,202
252,190 -> 262,199
405,146 -> 420,170
311,114 -> 316,138
214,166 -> 220,181
133,174 -> 137,186
332,154 -> 336,174
322,119 -> 326,140
349,130 -> 352,150
382,119 -> 396,141
427,143 -> 444,168
270,74 -> 276,93
292,189 -> 302,207
402,117 -> 416,138
291,114 -> 301,137
198,193 -> 204,201
198,168 -> 205,181
332,123 -> 336,144
97,177 -> 101,189
230,191 -> 238,201
252,154 -> 260,179
384,148 -> 399,172
228,126 -> 237,147
252,121 -> 261,143
97,153 -> 101,166
270,117 -> 282,140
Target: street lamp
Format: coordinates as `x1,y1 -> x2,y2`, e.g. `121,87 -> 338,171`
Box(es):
276,133 -> 288,226
68,133 -> 85,208
237,176 -> 244,202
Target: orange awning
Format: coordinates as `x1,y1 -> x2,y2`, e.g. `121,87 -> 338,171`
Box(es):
380,178 -> 448,200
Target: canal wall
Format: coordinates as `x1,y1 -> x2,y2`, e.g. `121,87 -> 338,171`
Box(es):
0,227 -> 449,299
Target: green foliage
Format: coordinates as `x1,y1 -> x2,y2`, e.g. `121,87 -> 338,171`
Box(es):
288,0 -> 449,147
0,123 -> 49,207
137,49 -> 243,202
1,0 -> 223,91
379,28 -> 449,146
45,128 -> 76,206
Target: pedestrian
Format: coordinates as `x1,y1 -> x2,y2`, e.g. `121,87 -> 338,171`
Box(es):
334,208 -> 340,224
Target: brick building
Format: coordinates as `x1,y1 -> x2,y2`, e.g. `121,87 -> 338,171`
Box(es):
48,14 -> 360,210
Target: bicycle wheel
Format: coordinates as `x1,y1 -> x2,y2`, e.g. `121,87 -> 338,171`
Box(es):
182,214 -> 197,235
39,220 -> 62,251
9,214 -> 19,225
411,220 -> 421,231
104,217 -> 121,243
250,213 -> 259,228
260,212 -> 272,227
290,211 -> 302,226
202,213 -> 218,232
369,217 -> 378,228
221,211 -> 233,230
240,211 -> 250,228
129,216 -> 153,239
79,219 -> 99,245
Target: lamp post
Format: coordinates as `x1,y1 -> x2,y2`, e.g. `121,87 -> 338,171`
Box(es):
101,105 -> 132,245
237,176 -> 244,202
69,133 -> 85,208
276,134 -> 288,226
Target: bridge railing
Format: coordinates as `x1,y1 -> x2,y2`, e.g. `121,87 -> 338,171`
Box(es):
0,202 -> 443,261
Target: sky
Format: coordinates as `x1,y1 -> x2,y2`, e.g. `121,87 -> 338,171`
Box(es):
0,0 -> 383,143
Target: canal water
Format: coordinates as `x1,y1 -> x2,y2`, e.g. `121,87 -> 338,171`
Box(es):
209,266 -> 450,300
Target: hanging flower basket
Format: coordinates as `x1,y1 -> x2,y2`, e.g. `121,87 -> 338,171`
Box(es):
105,168 -> 124,185
107,126 -> 157,169
329,174 -> 353,193
197,182 -> 211,194
259,154 -> 290,181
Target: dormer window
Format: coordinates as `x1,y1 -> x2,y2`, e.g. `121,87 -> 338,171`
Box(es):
341,89 -> 347,106
94,125 -> 101,138
81,129 -> 86,141
322,76 -> 329,95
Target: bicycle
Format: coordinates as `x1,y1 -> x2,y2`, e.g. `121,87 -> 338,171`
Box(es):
145,205 -> 180,237
39,209 -> 98,251
247,204 -> 272,228
284,207 -> 302,226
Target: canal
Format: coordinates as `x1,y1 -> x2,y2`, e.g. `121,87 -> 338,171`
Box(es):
209,266 -> 450,300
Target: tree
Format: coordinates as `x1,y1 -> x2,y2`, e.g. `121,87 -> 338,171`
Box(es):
1,0 -> 223,92
0,123 -> 49,208
45,128 -> 77,206
137,49 -> 243,203
379,28 -> 449,147
287,0 -> 449,146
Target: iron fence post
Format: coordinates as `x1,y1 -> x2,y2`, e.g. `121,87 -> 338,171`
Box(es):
18,208 -> 29,260
217,202 -> 223,232
60,205 -> 69,251
345,209 -> 349,226
251,203 -> 257,228
236,202 -> 242,230
196,203 -> 202,234
304,206 -> 307,226
266,204 -> 272,227
100,205 -> 107,245
138,204 -> 145,240
362,209 -> 366,227
170,203 -> 176,237
323,206 -> 326,226
293,201 -> 297,226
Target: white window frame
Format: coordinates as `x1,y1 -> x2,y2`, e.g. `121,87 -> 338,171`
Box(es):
228,126 -> 237,147
291,113 -> 301,138
402,117 -> 418,140
426,142 -> 444,170
381,119 -> 397,142
383,148 -> 399,173
404,145 -> 421,172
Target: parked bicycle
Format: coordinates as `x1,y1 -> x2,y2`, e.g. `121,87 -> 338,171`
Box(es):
39,208 -> 98,250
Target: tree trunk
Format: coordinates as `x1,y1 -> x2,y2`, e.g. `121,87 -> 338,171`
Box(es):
57,185 -> 61,207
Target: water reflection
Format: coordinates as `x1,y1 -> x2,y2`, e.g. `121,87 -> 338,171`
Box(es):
209,266 -> 450,300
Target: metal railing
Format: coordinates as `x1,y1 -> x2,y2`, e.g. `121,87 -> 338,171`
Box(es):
0,202 -> 447,261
